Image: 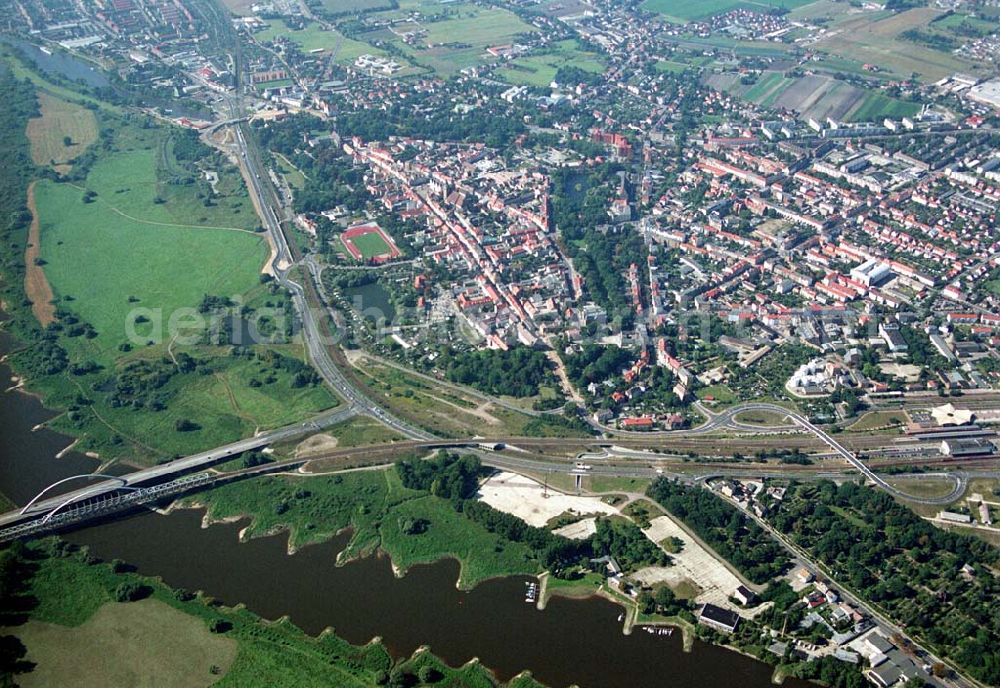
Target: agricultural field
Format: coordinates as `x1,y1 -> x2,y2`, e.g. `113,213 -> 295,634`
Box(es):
361,2 -> 537,77
641,0 -> 814,22
25,92 -> 98,174
706,70 -> 919,122
654,59 -> 692,74
812,7 -> 986,81
421,6 -> 535,45
498,40 -> 605,88
254,20 -> 389,65
317,0 -> 393,14
669,34 -> 792,59
219,0 -> 256,15
14,599 -> 238,688
930,11 -> 996,35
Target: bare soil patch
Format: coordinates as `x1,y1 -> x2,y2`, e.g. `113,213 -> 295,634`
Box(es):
296,432 -> 340,456
477,471 -> 619,527
24,182 -> 55,327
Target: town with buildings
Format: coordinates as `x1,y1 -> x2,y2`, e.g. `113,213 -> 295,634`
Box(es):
0,0 -> 998,686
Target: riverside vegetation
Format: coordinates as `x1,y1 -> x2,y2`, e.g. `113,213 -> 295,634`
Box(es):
0,538 -> 547,688
0,61 -> 337,467
185,452 -> 667,589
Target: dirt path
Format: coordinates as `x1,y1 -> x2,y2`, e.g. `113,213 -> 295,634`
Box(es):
423,390 -> 501,425
215,372 -> 254,424
547,349 -> 583,404
24,182 -> 55,327
64,181 -> 260,234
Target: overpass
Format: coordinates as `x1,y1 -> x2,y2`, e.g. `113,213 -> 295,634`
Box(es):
0,405 -> 357,530
0,398 -> 972,542
735,403 -> 967,504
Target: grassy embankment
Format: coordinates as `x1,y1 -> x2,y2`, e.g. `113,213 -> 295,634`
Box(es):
182,467 -> 539,589
2,540 -> 546,688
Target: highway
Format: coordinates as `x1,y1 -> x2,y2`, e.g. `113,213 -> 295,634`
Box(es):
3,397 -> 971,530
226,102 -> 433,442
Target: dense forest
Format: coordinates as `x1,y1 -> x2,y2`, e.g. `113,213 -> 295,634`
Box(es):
442,346 -> 554,398
395,451 -> 481,503
562,343 -> 632,391
769,481 -> 1000,685
646,478 -> 790,584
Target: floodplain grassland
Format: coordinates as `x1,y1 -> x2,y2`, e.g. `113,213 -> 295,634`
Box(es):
25,92 -> 98,174
7,540 -> 539,688
13,92 -> 337,464
34,175 -> 264,360
13,598 -> 238,688
56,345 -> 337,459
185,467 -> 539,588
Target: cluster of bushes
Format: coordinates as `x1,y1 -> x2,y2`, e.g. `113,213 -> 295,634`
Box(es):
395,453 -> 591,575
592,517 -> 670,571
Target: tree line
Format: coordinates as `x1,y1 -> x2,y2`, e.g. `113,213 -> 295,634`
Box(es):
646,478 -> 789,584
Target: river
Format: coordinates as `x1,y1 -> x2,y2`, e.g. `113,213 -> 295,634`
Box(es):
0,326 -> 807,688
0,38 -> 109,89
